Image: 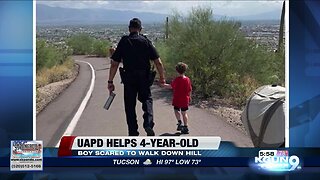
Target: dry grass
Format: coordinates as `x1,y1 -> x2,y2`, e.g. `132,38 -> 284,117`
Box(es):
225,75 -> 259,107
36,58 -> 74,88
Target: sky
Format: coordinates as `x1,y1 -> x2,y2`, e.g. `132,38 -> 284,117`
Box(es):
37,1 -> 283,17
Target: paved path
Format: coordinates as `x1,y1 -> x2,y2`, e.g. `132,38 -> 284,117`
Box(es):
37,56 -> 253,147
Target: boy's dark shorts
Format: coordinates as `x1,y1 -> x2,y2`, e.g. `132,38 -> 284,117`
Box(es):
174,106 -> 189,112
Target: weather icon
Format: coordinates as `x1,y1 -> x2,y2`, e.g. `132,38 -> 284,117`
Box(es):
143,159 -> 152,165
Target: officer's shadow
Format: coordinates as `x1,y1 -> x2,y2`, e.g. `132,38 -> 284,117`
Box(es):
159,132 -> 182,136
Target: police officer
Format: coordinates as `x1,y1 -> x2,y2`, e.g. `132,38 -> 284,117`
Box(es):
108,18 -> 166,136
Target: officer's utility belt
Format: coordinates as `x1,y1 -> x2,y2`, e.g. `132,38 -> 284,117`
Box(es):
119,67 -> 156,86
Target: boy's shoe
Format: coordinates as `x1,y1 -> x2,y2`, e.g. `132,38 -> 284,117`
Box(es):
177,120 -> 183,131
145,127 -> 155,136
181,126 -> 189,134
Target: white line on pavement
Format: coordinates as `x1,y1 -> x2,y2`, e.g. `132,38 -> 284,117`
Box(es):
55,60 -> 95,147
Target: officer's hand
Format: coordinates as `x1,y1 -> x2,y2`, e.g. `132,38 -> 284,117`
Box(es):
159,78 -> 166,87
108,83 -> 115,94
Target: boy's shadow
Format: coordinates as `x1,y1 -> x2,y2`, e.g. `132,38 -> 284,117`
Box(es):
159,132 -> 182,136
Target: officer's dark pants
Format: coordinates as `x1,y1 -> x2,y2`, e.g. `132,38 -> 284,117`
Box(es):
123,71 -> 154,136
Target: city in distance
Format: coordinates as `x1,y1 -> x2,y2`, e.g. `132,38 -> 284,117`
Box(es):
37,4 -> 282,50
37,4 -> 281,25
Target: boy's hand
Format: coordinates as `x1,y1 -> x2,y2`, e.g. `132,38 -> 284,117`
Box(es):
162,83 -> 172,89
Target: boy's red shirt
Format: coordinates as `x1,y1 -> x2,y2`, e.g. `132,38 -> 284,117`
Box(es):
171,75 -> 192,108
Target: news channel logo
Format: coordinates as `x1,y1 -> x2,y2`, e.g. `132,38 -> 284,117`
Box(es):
251,150 -> 302,172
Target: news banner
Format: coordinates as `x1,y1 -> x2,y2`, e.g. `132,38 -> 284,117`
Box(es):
58,136 -> 220,166
4,136 -> 311,173
37,136 -> 304,172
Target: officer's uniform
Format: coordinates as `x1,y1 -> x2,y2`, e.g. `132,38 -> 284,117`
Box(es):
111,32 -> 159,136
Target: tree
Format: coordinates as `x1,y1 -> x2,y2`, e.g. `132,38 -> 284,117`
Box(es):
277,1 -> 285,53
67,34 -> 93,55
67,34 -> 111,57
156,7 -> 285,106
36,40 -> 65,70
91,39 -> 111,57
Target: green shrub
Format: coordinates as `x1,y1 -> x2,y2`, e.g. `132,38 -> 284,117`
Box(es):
67,34 -> 111,57
36,40 -> 71,71
67,34 -> 93,55
156,7 -> 285,106
37,39 -> 75,87
91,39 -> 111,57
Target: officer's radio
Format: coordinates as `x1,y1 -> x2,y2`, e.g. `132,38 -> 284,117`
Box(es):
103,92 -> 116,110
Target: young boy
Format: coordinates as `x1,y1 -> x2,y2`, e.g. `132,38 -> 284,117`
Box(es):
163,62 -> 192,134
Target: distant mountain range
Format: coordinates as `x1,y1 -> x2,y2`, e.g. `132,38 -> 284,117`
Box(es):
37,4 -> 281,26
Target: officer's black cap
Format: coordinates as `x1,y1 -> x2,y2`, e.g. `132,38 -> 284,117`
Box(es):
129,18 -> 143,29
